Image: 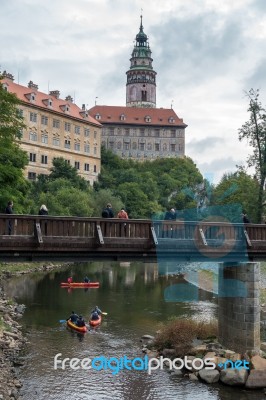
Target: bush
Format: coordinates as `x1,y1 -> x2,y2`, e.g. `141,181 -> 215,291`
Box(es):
154,319 -> 218,357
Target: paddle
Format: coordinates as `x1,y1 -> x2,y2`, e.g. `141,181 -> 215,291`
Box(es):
101,312 -> 108,316
59,319 -> 67,323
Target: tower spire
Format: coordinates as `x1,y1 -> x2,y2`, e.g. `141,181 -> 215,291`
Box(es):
126,16 -> 157,108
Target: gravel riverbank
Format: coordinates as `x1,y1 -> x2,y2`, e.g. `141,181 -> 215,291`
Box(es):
0,263 -> 71,399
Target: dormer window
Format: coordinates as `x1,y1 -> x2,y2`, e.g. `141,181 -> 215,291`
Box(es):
145,115 -> 151,123
120,114 -> 126,121
42,98 -> 53,108
2,83 -> 8,91
25,92 -> 36,102
95,113 -> 101,120
60,104 -> 70,113
79,110 -> 88,118
168,117 -> 175,123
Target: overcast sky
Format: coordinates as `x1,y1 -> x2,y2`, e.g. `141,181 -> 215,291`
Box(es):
1,0 -> 266,183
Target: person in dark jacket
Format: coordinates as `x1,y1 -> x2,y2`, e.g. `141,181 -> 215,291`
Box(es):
38,204 -> 48,215
5,201 -> 13,235
102,203 -> 114,218
241,212 -> 250,223
67,311 -> 79,323
164,208 -> 176,220
76,315 -> 86,327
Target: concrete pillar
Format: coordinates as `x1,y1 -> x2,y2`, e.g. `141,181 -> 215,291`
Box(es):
218,262 -> 260,353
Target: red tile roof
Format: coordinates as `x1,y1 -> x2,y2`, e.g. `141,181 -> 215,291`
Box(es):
88,105 -> 187,127
2,78 -> 102,127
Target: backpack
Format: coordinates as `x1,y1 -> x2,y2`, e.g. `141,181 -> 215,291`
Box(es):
102,209 -> 109,218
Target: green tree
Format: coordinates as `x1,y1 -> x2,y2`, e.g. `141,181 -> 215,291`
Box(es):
238,89 -> 266,222
213,171 -> 260,222
30,178 -> 94,216
49,157 -> 89,190
0,76 -> 30,212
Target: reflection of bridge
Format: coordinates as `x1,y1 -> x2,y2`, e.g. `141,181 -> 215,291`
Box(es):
0,214 -> 265,262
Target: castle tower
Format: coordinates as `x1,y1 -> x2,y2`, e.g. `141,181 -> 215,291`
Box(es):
126,16 -> 157,108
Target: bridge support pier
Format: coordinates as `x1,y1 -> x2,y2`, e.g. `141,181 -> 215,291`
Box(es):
218,262 -> 260,353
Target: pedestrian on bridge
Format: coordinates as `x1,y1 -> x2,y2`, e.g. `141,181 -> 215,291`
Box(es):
5,200 -> 13,235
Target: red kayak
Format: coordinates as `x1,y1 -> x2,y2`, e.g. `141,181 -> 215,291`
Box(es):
60,282 -> 100,288
67,319 -> 87,333
89,315 -> 102,327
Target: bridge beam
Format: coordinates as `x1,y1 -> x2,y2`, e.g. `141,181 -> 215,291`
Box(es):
218,262 -> 260,353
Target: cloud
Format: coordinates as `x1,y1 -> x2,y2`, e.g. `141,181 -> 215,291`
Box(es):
0,0 -> 265,183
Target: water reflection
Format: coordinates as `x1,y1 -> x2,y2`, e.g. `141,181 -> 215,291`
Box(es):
2,261 -> 265,400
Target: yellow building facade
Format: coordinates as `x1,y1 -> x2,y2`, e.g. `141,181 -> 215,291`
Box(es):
2,72 -> 102,185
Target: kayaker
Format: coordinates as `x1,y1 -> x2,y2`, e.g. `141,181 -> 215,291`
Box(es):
76,315 -> 86,327
84,276 -> 90,283
91,311 -> 100,321
67,276 -> 73,284
91,305 -> 102,315
67,311 -> 79,323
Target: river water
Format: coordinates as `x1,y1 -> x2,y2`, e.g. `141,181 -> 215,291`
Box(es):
3,261 -> 264,400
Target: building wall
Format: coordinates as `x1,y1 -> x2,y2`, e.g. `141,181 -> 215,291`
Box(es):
2,75 -> 101,185
101,124 -> 185,160
19,105 -> 101,184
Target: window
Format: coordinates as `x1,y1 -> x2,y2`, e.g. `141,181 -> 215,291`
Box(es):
74,161 -> 80,170
125,128 -> 130,136
142,90 -> 147,101
53,119 -> 60,129
41,155 -> 48,164
139,143 -> 145,151
155,143 -> 160,151
18,109 -> 23,117
41,134 -> 48,144
28,172 -> 36,180
108,127 -> 114,136
41,115 -> 48,125
84,144 -> 90,153
29,153 -> 36,162
154,129 -> 160,137
75,126 -> 80,134
95,114 -> 101,120
140,128 -> 145,135
124,143 -> 129,150
171,129 -> 176,138
94,131 -> 97,139
65,122 -> 71,132
94,165 -> 97,173
53,137 -> 60,146
29,132 -> 37,141
30,112 -> 37,122
74,143 -> 80,151
109,141 -> 114,149
84,163 -> 90,171
84,128 -> 90,137
64,139 -> 71,149
170,144 -> 176,152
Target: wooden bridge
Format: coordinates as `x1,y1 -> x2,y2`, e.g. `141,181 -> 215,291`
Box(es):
0,214 -> 266,262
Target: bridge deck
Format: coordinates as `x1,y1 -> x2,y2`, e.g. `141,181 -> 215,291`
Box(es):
0,214 -> 265,262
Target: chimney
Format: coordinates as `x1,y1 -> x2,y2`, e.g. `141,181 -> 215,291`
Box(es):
49,90 -> 60,99
28,80 -> 39,90
2,71 -> 14,81
65,95 -> 73,103
82,104 -> 86,110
